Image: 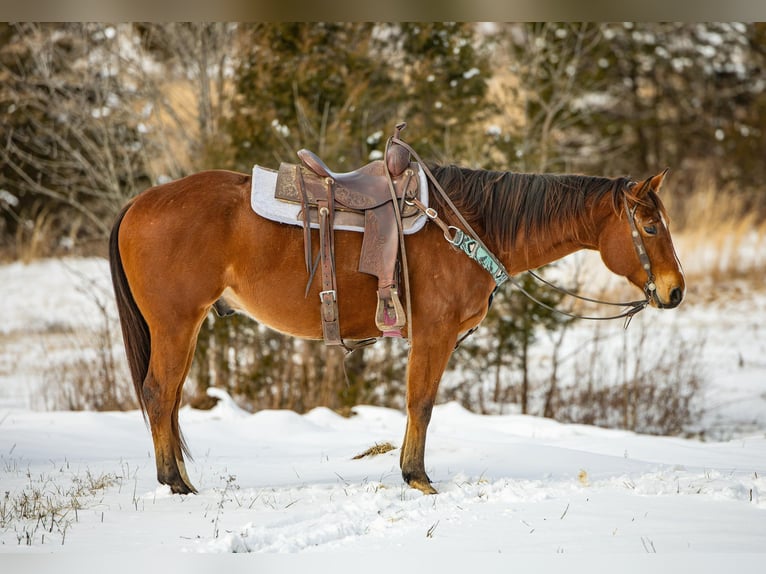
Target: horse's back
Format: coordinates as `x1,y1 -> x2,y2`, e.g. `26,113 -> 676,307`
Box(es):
126,169 -> 250,219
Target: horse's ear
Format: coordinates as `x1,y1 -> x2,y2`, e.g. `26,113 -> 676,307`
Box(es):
649,168 -> 670,194
635,168 -> 669,198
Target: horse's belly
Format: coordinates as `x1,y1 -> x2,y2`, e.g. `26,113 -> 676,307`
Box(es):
222,248 -> 382,341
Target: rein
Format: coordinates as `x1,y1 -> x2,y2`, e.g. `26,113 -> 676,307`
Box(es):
393,136 -> 654,334
517,270 -> 649,325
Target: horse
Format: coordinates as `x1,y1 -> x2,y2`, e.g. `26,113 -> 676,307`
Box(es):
109,162 -> 685,495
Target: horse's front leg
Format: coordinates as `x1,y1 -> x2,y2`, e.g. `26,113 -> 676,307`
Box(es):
400,331 -> 457,495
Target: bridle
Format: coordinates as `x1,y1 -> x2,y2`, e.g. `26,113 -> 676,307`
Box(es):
391,134 -> 658,335
514,190 -> 658,326
623,192 -> 658,303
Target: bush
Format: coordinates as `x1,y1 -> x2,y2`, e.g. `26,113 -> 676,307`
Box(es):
37,277 -> 136,412
541,321 -> 705,436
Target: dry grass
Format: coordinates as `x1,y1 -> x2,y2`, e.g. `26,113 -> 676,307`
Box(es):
665,171 -> 766,289
36,278 -> 137,412
352,442 -> 397,460
547,321 -> 706,437
11,210 -> 56,263
0,464 -> 121,546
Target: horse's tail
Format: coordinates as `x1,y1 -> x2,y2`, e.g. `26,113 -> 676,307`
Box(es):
109,203 -> 150,420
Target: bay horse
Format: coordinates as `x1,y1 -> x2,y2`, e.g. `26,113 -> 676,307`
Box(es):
109,163 -> 685,495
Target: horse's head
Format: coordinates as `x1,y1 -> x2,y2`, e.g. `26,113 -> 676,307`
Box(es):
597,170 -> 685,309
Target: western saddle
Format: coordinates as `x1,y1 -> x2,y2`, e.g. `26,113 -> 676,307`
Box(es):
274,123 -> 421,347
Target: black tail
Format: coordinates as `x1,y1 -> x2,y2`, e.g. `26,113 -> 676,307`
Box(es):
109,203 -> 150,419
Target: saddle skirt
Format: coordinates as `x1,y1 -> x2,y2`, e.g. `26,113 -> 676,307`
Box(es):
250,164 -> 429,234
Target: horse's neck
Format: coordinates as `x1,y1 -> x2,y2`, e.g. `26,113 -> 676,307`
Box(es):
499,235 -> 587,275
500,197 -> 604,275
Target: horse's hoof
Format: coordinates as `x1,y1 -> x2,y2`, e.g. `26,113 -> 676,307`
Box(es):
409,478 -> 438,495
169,482 -> 198,495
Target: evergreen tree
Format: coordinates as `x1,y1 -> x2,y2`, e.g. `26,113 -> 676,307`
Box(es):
224,22 -> 495,171
388,22 -> 495,164
224,22 -> 391,171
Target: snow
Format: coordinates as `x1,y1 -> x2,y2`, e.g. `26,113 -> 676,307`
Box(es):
2,400 -> 765,555
0,257 -> 765,564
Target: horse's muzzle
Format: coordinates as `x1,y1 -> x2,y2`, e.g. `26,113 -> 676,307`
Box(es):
655,286 -> 684,309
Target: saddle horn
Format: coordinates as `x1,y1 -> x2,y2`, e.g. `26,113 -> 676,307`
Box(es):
386,122 -> 410,177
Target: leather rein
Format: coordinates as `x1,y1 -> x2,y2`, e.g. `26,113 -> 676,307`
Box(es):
390,135 -> 655,335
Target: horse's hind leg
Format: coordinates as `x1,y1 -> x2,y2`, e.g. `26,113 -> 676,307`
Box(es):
143,320 -> 203,494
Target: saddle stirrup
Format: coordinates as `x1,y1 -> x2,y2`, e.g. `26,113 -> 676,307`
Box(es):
375,286 -> 406,337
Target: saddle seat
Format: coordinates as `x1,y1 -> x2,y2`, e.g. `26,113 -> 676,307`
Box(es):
296,147 -> 410,212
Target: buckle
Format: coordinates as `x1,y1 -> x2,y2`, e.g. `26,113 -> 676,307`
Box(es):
319,289 -> 337,302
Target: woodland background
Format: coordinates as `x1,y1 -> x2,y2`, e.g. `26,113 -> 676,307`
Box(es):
1,23 -> 764,433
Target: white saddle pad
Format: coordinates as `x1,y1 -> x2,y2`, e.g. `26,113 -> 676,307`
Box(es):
250,165 -> 430,235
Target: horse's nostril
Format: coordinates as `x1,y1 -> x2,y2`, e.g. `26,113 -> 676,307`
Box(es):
670,287 -> 683,305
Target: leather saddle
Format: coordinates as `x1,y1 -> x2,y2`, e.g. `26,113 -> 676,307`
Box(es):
274,124 -> 420,346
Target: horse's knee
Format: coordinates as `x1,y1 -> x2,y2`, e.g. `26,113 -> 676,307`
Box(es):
407,401 -> 434,426
141,378 -> 161,412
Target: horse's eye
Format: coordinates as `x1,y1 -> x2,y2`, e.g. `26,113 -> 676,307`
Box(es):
643,225 -> 658,236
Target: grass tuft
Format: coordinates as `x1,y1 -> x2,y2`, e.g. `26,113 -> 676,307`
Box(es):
352,442 -> 397,460
0,464 -> 121,546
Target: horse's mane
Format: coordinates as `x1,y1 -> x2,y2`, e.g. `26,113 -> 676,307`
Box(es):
429,165 -> 635,252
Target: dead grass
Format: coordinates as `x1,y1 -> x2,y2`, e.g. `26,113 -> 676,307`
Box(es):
36,275 -> 137,412
549,321 -> 706,437
0,463 -> 122,546
665,171 -> 766,288
352,442 -> 397,460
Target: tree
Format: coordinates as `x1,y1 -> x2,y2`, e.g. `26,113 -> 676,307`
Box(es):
494,22 -> 766,217
224,22 -> 495,171
495,22 -> 606,173
223,22 -> 391,171
0,23 -> 154,257
132,23 -> 239,171
589,22 -> 765,189
388,22 -> 495,164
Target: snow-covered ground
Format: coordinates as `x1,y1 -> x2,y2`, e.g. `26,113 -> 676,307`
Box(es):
0,255 -> 765,562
